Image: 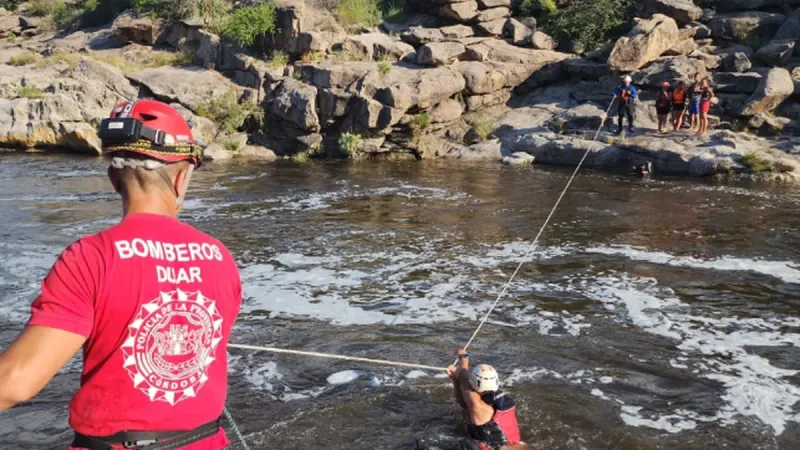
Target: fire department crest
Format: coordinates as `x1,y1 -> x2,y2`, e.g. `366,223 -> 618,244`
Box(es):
121,289 -> 224,406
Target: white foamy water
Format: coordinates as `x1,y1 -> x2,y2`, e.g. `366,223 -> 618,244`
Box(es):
585,245 -> 800,284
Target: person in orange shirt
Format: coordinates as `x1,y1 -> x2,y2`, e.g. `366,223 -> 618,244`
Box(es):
670,81 -> 689,131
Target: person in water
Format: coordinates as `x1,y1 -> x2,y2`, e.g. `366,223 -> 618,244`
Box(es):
655,81 -> 672,133
613,75 -> 638,135
697,78 -> 715,135
688,74 -> 703,133
671,81 -> 688,131
447,349 -> 527,450
0,99 -> 242,449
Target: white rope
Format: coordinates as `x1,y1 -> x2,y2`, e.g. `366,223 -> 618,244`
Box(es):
455,95 -> 618,364
228,343 -> 447,372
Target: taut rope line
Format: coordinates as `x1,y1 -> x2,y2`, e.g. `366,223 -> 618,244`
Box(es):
455,95 -> 618,364
228,343 -> 446,371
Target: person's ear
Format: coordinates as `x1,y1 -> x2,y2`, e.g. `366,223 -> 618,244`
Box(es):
107,167 -> 121,194
173,165 -> 187,195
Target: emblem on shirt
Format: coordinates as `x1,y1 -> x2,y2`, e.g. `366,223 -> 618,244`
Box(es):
121,289 -> 224,406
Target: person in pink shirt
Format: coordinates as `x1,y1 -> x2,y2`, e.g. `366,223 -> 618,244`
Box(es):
0,99 -> 242,450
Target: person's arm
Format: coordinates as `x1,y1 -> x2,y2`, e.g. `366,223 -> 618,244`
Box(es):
448,365 -> 468,411
0,240 -> 98,411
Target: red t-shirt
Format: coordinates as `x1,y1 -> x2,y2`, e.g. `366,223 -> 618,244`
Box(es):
27,213 -> 242,450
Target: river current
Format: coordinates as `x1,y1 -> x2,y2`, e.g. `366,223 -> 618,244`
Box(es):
1,153 -> 800,449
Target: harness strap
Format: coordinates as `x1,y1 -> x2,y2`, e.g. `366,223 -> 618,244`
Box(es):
71,418 -> 221,450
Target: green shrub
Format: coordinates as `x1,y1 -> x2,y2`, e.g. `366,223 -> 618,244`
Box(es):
740,32 -> 772,52
409,112 -> 430,137
16,86 -> 46,99
377,60 -> 391,75
741,152 -> 774,173
133,0 -> 193,20
541,0 -> 634,52
380,0 -> 405,24
337,0 -> 382,28
472,120 -> 496,141
197,90 -> 263,137
519,0 -> 556,17
268,50 -> 289,67
220,2 -> 277,53
338,132 -> 361,155
224,139 -> 240,152
292,151 -> 310,162
194,0 -> 231,30
7,52 -> 40,66
26,0 -> 58,16
0,0 -> 22,11
76,0 -> 132,27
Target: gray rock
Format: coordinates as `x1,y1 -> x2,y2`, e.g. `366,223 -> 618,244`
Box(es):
748,113 -> 791,137
608,14 -> 680,71
664,39 -> 699,56
565,58 -> 612,80
708,12 -> 787,41
773,8 -> 800,47
112,11 -> 163,45
0,95 -> 98,153
692,22 -> 712,39
714,71 -> 764,93
689,50 -> 722,70
740,67 -> 795,116
238,145 -> 277,160
793,66 -> 800,97
465,38 -> 573,66
715,0 -> 800,12
465,91 -> 511,111
430,98 -> 464,123
643,0 -> 703,25
504,18 -> 533,47
632,56 -> 708,87
318,88 -> 353,122
353,65 -> 467,110
127,67 -> 237,112
439,2 -> 479,22
478,0 -> 511,7
19,15 -> 44,30
203,143 -> 233,161
531,31 -> 557,50
456,61 -> 507,94
475,7 -> 511,23
344,33 -> 414,61
518,17 -> 537,33
701,8 -> 715,23
475,18 -> 506,36
270,78 -> 320,131
715,43 -> 755,58
416,42 -> 467,66
754,40 -> 796,67
722,52 -> 753,72
503,151 -> 535,165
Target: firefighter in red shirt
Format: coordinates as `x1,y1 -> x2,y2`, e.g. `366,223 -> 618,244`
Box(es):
0,99 -> 242,450
447,349 -> 527,450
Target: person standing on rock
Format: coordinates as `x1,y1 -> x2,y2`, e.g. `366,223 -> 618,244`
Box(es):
0,99 -> 242,450
688,74 -> 703,133
614,75 -> 638,135
656,81 -> 672,133
671,81 -> 688,131
697,78 -> 715,136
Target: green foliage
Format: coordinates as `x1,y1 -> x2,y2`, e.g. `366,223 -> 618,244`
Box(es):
133,0 -> 193,20
410,112 -> 430,137
741,152 -> 774,173
377,60 -> 391,75
16,86 -> 46,99
194,0 -> 231,31
293,68 -> 305,80
472,120 -> 496,141
292,151 -> 310,162
338,132 -> 361,155
740,32 -> 772,52
380,0 -> 405,24
0,0 -> 22,11
8,52 -> 40,66
541,0 -> 635,52
519,0 -> 556,17
224,139 -> 240,152
337,0 -> 382,28
35,52 -> 80,70
197,90 -> 263,138
219,2 -> 276,53
268,50 -> 289,67
26,0 -> 58,16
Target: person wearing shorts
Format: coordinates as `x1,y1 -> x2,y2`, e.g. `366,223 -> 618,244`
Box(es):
656,81 -> 672,133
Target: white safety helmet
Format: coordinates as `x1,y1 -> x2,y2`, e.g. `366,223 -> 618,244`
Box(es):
469,364 -> 500,393
623,75 -> 633,83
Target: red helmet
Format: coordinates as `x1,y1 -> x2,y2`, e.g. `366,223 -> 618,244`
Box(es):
99,99 -> 202,166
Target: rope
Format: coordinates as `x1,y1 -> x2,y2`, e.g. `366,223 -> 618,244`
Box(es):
228,343 -> 447,371
455,95 -> 618,365
223,406 -> 251,450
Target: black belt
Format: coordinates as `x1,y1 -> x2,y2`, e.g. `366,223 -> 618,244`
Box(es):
71,418 -> 221,450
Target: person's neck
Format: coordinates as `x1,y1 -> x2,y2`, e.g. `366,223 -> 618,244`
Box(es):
122,193 -> 177,218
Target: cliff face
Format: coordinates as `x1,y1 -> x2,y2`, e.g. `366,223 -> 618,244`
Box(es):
1,0 -> 799,180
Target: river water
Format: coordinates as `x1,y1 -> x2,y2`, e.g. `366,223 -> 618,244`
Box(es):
1,153 -> 800,450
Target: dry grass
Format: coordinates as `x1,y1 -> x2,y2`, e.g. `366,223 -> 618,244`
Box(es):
16,86 -> 46,99
7,52 -> 41,66
90,51 -> 194,72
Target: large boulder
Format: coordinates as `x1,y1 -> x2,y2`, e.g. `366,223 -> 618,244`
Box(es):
793,66 -> 800,97
531,31 -> 557,50
111,11 -> 163,45
476,18 -> 506,36
127,66 -> 237,112
714,72 -> 764,93
504,18 -> 533,47
401,25 -> 474,45
350,65 -> 467,111
464,38 -> 573,66
722,52 -> 753,72
708,12 -> 787,41
429,98 -> 464,123
773,9 -> 800,47
565,58 -> 613,80
455,61 -> 507,94
740,68 -> 795,116
0,9 -> 20,38
608,14 -> 680,72
270,78 -> 320,131
643,0 -> 703,25
754,40 -> 796,67
343,33 -> 414,61
664,38 -> 699,56
474,7 -> 511,23
439,2 -> 479,22
478,0 -> 511,7
416,42 -> 466,66
465,90 -> 510,111
632,56 -> 708,87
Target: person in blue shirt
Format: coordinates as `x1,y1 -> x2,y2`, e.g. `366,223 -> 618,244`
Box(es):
613,75 -> 638,135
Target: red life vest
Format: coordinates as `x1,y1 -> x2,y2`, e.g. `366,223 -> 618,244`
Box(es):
467,390 -> 521,449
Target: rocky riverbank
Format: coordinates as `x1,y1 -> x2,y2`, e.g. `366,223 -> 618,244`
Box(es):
1,0 -> 800,180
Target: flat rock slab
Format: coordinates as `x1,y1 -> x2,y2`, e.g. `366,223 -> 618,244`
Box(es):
127,66 -> 237,112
